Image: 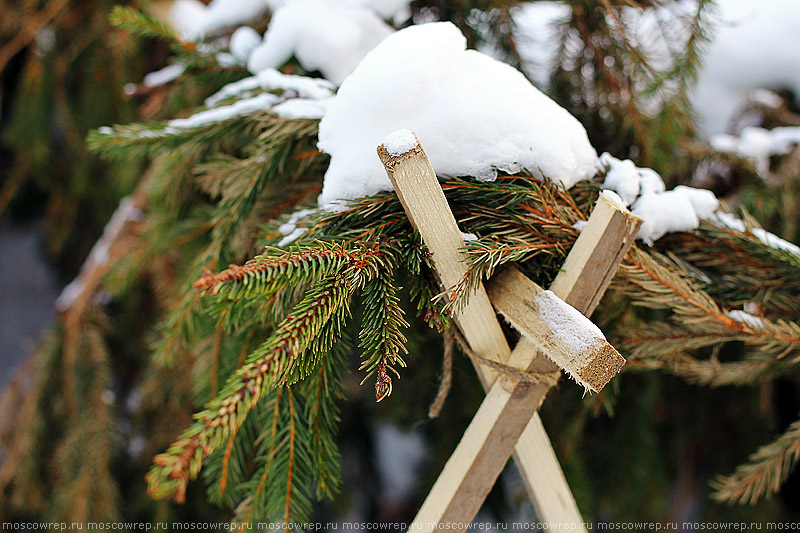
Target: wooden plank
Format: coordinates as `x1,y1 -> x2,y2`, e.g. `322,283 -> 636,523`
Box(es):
504,191 -> 641,527
489,269 -> 624,393
377,134 -> 511,384
378,133 -> 640,531
410,194 -> 638,531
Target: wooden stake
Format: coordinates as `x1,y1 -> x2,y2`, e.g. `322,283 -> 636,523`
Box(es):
378,134 -> 640,531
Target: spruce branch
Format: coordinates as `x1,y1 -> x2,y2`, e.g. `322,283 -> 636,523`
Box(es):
146,273 -> 353,502
358,266 -> 409,402
712,416 -> 800,505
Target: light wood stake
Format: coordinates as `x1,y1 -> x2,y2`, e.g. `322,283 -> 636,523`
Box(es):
378,134 -> 640,532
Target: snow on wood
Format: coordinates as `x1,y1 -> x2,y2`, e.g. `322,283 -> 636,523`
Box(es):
318,22 -> 597,208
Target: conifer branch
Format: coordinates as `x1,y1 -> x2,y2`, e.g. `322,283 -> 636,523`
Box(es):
712,416 -> 800,505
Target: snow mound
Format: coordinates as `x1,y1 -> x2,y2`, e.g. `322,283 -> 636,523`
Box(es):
230,26 -> 262,62
597,153 -> 718,245
317,22 -> 597,208
247,0 -> 394,85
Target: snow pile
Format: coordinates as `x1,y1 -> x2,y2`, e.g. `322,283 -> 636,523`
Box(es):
168,0 -> 270,39
229,26 -> 262,62
317,22 -> 597,208
710,126 -> 800,174
596,153 -> 718,245
247,0 -> 394,85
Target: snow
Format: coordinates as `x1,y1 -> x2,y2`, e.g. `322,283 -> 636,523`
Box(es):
200,0 -> 270,35
169,93 -> 278,129
534,289 -> 608,390
230,26 -> 262,62
382,129 -> 418,157
461,232 -> 478,241
729,309 -> 764,330
511,2 -> 570,89
277,228 -> 306,247
205,69 -> 334,108
631,186 -> 719,246
692,0 -> 800,136
168,0 -> 208,41
537,288 -> 608,356
595,153 -> 718,245
597,156 -> 641,206
247,0 -> 394,85
317,22 -> 597,208
277,208 -> 315,246
272,98 -> 332,119
714,213 -> 800,259
56,197 -> 144,312
572,220 -> 587,232
710,126 -> 800,175
143,63 -> 185,88
512,1 -> 800,137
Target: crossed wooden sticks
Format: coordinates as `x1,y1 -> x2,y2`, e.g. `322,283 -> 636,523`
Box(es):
377,133 -> 641,532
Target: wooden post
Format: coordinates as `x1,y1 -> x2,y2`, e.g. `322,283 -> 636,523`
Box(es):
377,131 -> 641,531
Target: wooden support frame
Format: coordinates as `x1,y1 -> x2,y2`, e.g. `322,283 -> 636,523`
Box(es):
378,132 -> 641,531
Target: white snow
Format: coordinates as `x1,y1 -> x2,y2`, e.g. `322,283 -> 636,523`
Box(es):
167,0 -> 208,41
277,208 -> 315,246
205,69 -> 335,108
317,22 -> 597,208
631,186 -> 719,246
247,0 -> 394,85
710,126 -> 800,175
277,227 -> 307,247
461,232 -> 478,241
169,93 -> 278,129
512,1 -> 800,137
272,98 -> 332,119
534,289 -> 608,391
382,129 -> 419,157
572,220 -> 587,232
200,0 -> 270,35
714,213 -> 800,259
595,153 -> 718,245
597,156 -> 641,206
56,197 -> 144,312
692,0 -> 800,136
729,309 -> 764,330
230,26 -> 262,62
511,2 -> 570,89
143,63 -> 185,88
632,191 -> 699,246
